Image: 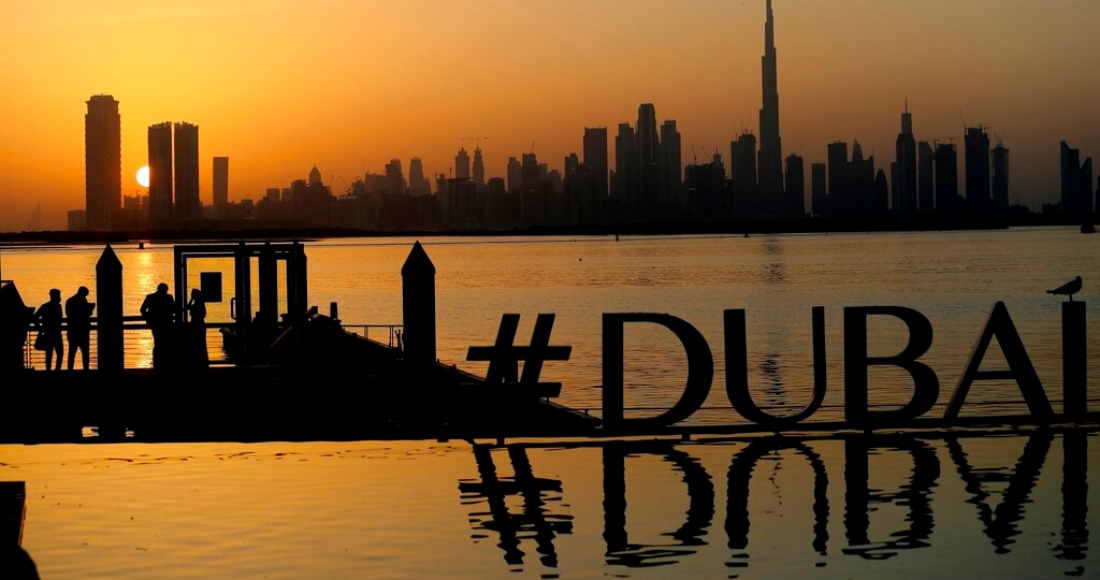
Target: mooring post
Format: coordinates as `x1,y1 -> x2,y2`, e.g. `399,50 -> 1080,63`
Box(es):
96,245 -> 123,371
1063,301 -> 1087,418
401,241 -> 436,369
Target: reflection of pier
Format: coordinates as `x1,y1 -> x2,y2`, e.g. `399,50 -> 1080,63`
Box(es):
461,429 -> 1092,575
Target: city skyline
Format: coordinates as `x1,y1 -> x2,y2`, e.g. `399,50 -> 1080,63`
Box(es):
1,0 -> 1099,230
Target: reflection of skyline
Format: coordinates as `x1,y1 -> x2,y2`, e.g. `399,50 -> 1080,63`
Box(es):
460,431 -> 1091,576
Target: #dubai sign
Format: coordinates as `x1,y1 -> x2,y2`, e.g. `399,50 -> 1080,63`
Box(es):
471,302 -> 1089,430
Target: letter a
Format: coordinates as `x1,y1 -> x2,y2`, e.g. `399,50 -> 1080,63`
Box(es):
944,302 -> 1053,420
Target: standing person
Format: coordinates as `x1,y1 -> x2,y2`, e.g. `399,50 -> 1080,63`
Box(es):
33,289 -> 63,371
65,286 -> 95,370
186,288 -> 208,368
140,282 -> 176,369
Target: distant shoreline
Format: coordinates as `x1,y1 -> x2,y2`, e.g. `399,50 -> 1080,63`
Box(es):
0,214 -> 1091,245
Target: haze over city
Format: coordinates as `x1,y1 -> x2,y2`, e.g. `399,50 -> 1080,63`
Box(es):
1,0 -> 1099,231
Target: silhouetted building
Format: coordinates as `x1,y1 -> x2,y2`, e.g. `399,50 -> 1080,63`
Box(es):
521,153 -> 539,192
685,159 -> 726,220
847,141 -> 875,214
811,162 -> 827,215
964,126 -> 990,215
874,168 -> 889,213
893,102 -> 917,214
309,166 -> 323,187
507,157 -> 521,193
171,122 -> 200,220
385,159 -> 406,196
827,141 -> 848,215
472,146 -> 485,189
212,157 -> 228,217
614,123 -> 637,210
84,95 -> 121,230
583,127 -> 609,203
918,141 -> 934,213
991,143 -> 1010,215
732,132 -> 758,213
1060,141 -> 1094,216
934,143 -> 959,213
637,103 -> 660,216
659,120 -> 682,207
148,122 -> 173,222
455,146 -> 470,180
68,209 -> 87,232
758,0 -> 784,203
408,157 -> 431,197
785,154 -> 804,214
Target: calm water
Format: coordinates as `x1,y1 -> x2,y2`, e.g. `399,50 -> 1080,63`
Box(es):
2,227 -> 1099,577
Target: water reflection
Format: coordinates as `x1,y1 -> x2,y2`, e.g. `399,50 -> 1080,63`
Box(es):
726,437 -> 829,567
459,445 -> 573,567
602,442 -> 715,567
460,431 -> 1092,576
946,432 -> 1052,555
842,435 -> 938,559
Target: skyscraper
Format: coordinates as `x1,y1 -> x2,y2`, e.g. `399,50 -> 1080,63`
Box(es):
918,141 -> 934,213
964,126 -> 991,215
636,103 -> 659,214
991,143 -> 1010,214
507,157 -> 521,193
583,127 -> 609,202
659,120 -> 682,207
384,159 -> 405,195
893,101 -> 917,214
84,95 -> 121,230
731,132 -> 758,212
827,141 -> 848,214
1061,141 -> 1094,216
758,0 -> 783,203
455,146 -> 471,180
148,122 -> 174,222
811,162 -> 827,216
174,122 -> 200,220
409,157 -> 431,197
614,123 -> 637,205
785,154 -> 804,214
934,143 -> 958,214
212,157 -> 229,216
472,145 -> 485,189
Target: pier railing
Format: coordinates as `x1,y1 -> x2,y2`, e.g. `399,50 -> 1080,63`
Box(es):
340,324 -> 403,349
22,318 -> 402,370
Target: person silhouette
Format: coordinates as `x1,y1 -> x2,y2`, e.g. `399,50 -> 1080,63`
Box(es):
186,288 -> 208,368
65,286 -> 95,370
140,282 -> 176,369
33,288 -> 63,371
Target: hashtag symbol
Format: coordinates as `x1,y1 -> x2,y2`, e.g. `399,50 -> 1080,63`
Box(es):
466,313 -> 572,386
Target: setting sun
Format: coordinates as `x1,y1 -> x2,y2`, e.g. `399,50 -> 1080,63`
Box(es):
136,165 -> 150,188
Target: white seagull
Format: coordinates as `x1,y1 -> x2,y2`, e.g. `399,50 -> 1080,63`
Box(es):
1047,276 -> 1083,301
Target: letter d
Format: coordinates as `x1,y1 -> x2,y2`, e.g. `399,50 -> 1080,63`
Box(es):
603,313 -> 713,430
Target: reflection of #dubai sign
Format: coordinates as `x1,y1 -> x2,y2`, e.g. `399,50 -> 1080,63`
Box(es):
470,302 -> 1089,430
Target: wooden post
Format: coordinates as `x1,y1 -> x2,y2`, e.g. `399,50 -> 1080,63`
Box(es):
401,241 -> 436,368
96,245 -> 123,371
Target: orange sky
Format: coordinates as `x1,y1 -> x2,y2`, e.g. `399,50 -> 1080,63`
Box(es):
1,0 -> 1098,231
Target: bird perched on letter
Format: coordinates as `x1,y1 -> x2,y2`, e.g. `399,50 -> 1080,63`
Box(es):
1047,276 -> 1082,301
